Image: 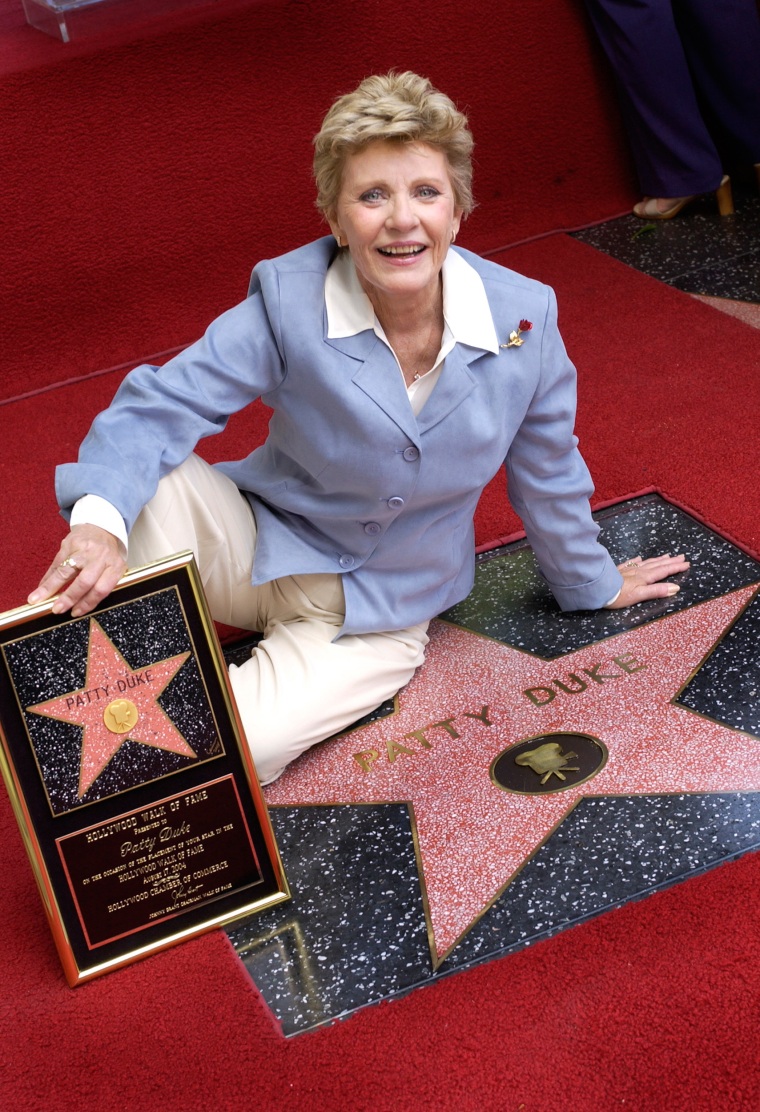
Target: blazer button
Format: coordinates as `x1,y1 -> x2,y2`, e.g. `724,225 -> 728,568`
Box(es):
364,522 -> 382,535
339,554 -> 355,569
403,446 -> 419,462
388,496 -> 405,510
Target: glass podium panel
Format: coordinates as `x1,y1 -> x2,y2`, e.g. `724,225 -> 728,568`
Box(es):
22,0 -> 215,43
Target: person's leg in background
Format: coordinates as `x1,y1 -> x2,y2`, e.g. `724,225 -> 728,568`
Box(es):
674,0 -> 760,173
583,0 -> 723,198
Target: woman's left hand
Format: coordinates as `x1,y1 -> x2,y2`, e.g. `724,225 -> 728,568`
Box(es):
605,553 -> 690,609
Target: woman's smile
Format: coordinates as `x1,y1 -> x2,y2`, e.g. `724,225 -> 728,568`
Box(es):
377,244 -> 427,257
330,140 -> 462,316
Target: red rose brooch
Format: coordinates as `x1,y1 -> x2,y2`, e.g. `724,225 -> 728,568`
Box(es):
500,319 -> 533,349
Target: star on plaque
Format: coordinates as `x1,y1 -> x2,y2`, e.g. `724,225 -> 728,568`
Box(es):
264,586 -> 760,966
28,618 -> 195,798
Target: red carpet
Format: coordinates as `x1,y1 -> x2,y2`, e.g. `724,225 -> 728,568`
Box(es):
2,823 -> 759,1111
2,236 -> 760,1109
1,0 -> 634,399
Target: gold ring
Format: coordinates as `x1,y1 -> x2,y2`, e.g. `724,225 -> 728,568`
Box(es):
625,561 -> 638,569
59,557 -> 80,571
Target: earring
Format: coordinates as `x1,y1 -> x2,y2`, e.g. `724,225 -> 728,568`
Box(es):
450,229 -> 457,244
335,234 -> 344,248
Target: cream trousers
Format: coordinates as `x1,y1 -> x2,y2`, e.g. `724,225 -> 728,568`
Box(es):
128,454 -> 429,783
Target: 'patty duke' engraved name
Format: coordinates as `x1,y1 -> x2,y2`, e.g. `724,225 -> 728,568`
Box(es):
120,820 -> 191,859
63,669 -> 155,710
353,706 -> 493,772
352,656 -> 647,773
524,653 -> 646,706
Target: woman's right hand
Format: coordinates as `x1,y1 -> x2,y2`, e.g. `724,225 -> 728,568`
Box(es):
28,524 -> 127,617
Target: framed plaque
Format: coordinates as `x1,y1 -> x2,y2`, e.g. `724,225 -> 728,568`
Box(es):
0,552 -> 289,985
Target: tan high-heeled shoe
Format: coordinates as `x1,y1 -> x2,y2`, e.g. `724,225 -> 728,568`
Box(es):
633,174 -> 734,220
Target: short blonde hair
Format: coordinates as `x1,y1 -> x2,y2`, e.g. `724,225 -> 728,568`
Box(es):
313,71 -> 474,221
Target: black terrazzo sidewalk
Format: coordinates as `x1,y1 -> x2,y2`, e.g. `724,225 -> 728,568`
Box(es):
226,496 -> 760,1035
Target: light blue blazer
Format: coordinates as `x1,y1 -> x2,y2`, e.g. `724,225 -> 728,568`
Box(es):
57,237 -> 622,635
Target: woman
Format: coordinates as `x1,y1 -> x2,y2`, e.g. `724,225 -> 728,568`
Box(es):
28,72 -> 688,784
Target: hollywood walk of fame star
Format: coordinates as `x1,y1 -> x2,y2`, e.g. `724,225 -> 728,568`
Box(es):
28,619 -> 195,798
264,586 -> 760,966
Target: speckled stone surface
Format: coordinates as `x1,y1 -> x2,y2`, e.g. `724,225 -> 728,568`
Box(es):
437,792 -> 760,970
572,186 -> 760,302
227,804 -> 429,1031
673,253 -> 760,301
677,589 -> 760,736
443,494 -> 760,659
3,589 -> 214,813
225,496 -> 760,1036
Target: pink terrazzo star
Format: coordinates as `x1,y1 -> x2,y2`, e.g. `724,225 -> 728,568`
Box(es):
29,619 -> 194,797
265,586 -> 760,965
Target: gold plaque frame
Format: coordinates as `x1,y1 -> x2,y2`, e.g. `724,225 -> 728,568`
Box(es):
0,552 -> 289,985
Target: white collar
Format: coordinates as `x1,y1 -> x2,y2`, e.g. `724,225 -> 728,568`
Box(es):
325,247 -> 500,355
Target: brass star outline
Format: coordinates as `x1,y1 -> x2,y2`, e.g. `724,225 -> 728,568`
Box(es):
28,619 -> 195,798
265,586 -> 760,966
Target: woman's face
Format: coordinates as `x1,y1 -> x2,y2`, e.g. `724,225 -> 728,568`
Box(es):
329,140 -> 462,312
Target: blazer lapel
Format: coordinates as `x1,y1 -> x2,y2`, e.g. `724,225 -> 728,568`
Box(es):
324,333 -> 490,443
325,331 -> 422,445
415,346 -> 483,434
